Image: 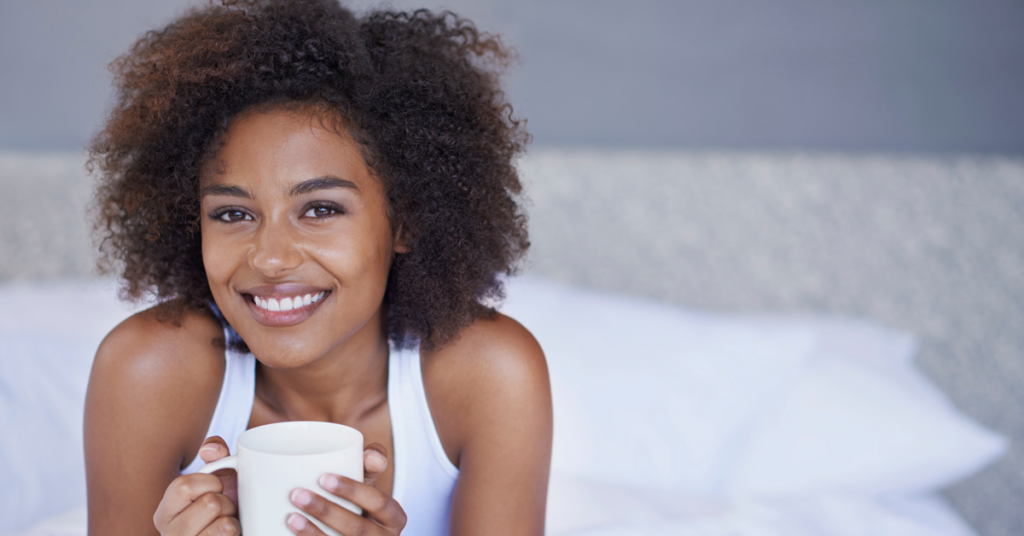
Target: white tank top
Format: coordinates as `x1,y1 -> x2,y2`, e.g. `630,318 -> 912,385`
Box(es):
180,337 -> 459,536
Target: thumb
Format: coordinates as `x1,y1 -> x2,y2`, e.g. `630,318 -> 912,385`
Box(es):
199,435 -> 231,463
363,443 -> 389,487
199,436 -> 239,507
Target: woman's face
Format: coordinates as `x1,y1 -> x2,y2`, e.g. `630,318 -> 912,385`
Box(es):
200,107 -> 403,368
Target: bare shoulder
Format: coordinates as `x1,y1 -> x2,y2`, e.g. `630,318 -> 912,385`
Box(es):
92,304 -> 226,402
86,305 -> 228,534
421,312 -> 551,466
86,304 -> 226,471
422,312 -> 548,409
97,303 -> 223,363
422,314 -> 553,533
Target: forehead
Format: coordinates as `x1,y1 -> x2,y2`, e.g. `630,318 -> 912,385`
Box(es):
203,106 -> 374,190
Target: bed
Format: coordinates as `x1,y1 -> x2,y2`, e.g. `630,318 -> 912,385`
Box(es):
1,150 -> 1021,535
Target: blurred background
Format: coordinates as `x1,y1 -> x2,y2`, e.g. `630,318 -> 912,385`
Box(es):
1,1 -> 1023,535
2,0 -> 1023,152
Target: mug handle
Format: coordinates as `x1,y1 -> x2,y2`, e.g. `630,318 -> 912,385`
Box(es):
199,455 -> 238,474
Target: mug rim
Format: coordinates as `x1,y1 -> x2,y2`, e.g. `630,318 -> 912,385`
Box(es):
238,421 -> 363,456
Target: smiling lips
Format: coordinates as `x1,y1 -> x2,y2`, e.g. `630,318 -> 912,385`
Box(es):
243,288 -> 330,327
252,291 -> 326,312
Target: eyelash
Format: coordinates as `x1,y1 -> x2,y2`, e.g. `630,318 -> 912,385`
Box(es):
210,207 -> 252,222
303,201 -> 345,219
207,202 -> 346,223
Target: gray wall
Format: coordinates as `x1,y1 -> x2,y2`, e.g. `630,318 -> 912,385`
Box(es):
1,0 -> 1023,153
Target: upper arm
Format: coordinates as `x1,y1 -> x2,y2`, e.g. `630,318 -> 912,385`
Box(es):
84,309 -> 224,536
423,313 -> 552,536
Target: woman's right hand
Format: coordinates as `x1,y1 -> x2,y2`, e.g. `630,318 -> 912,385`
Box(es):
153,436 -> 240,535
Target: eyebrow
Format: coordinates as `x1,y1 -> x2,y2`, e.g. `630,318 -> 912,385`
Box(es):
200,176 -> 358,199
289,176 -> 359,196
200,184 -> 252,199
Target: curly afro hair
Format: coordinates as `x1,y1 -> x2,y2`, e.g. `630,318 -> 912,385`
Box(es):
89,0 -> 530,350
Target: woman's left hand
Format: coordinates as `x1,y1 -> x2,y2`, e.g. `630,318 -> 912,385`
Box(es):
286,443 -> 407,535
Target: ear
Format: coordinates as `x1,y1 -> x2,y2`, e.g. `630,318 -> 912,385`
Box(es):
393,223 -> 411,254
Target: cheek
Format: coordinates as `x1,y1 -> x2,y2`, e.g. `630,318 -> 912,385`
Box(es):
311,233 -> 390,282
307,228 -> 394,303
200,226 -> 237,291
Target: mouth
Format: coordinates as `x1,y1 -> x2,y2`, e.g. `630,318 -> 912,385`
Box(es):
242,288 -> 331,327
250,291 -> 327,312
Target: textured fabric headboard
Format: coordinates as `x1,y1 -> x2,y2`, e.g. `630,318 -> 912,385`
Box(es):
0,153 -> 94,279
2,150 -> 1023,535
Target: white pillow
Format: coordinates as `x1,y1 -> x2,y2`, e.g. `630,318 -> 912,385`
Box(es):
546,473 -> 977,536
0,277 -> 1007,533
0,334 -> 93,533
500,277 -> 1007,498
502,277 -> 816,493
726,356 -> 1007,497
0,281 -> 137,533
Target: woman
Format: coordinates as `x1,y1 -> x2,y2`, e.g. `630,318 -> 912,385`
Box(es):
83,1 -> 552,534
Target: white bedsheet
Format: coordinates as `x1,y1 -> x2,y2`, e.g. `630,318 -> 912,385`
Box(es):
0,278 -> 1007,536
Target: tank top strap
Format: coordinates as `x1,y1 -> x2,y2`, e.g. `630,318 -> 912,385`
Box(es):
180,326 -> 256,475
387,343 -> 459,536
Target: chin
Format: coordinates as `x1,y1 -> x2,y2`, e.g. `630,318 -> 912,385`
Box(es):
244,335 -> 327,369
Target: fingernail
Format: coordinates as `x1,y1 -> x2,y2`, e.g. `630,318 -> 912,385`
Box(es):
366,449 -> 387,467
290,488 -> 312,507
199,444 -> 220,453
319,474 -> 340,490
287,513 -> 308,531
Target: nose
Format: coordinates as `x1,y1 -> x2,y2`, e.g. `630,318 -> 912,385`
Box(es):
249,217 -> 303,277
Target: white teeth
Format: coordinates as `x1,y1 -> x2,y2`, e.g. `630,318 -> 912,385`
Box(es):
253,292 -> 325,312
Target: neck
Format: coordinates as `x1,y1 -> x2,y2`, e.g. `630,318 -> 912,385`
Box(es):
253,314 -> 391,426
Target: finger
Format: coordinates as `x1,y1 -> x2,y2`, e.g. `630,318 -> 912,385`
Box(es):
290,488 -> 372,536
198,436 -> 240,507
198,513 -> 241,536
363,443 -> 388,487
153,474 -> 225,530
286,512 -> 328,535
199,436 -> 231,463
166,491 -> 237,536
321,474 -> 406,528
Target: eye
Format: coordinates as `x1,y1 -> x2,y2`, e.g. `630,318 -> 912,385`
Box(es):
303,202 -> 343,218
207,207 -> 253,221
211,208 -> 253,222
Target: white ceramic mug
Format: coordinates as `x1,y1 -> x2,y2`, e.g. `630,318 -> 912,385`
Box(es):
200,421 -> 364,536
